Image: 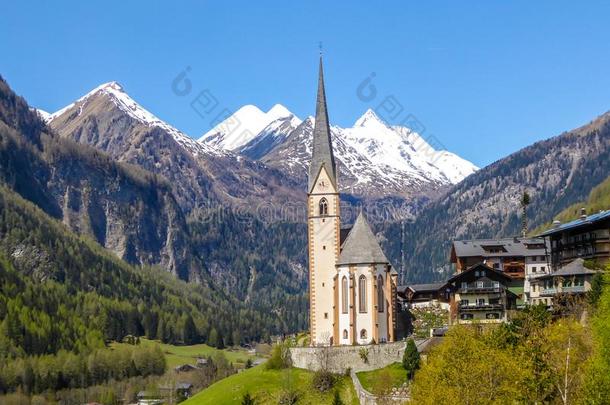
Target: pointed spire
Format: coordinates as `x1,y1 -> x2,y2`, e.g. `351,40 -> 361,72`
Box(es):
308,56 -> 337,192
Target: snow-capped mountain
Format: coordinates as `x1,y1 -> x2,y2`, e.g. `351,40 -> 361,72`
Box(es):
206,105 -> 478,198
45,81 -> 222,157
45,82 -> 304,212
199,104 -> 300,150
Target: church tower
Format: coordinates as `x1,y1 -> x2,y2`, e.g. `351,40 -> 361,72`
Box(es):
308,57 -> 340,346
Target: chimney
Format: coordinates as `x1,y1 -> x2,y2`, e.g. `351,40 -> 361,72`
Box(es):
580,207 -> 587,220
552,220 -> 561,229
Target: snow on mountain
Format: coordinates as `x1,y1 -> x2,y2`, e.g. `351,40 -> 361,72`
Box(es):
229,106 -> 478,192
238,113 -> 303,160
46,81 -> 223,157
32,108 -> 51,122
199,104 -> 298,150
343,109 -> 478,184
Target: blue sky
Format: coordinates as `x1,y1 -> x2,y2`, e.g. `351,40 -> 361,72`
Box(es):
1,1 -> 609,167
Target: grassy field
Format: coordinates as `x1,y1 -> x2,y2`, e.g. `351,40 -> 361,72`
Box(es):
112,338 -> 258,368
183,365 -> 359,405
356,362 -> 407,393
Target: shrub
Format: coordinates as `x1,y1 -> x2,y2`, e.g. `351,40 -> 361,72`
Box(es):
241,392 -> 255,405
278,389 -> 299,405
359,347 -> 369,364
312,369 -> 336,392
266,342 -> 292,370
332,390 -> 344,405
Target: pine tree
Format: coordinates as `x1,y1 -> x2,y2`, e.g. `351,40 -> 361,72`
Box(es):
402,338 -> 420,379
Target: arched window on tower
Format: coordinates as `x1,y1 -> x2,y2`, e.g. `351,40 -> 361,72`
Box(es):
359,275 -> 367,313
343,329 -> 348,340
360,329 -> 367,340
377,275 -> 384,312
319,198 -> 328,216
342,276 -> 348,314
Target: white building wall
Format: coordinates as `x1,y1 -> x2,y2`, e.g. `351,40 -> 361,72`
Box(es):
353,265 -> 374,345
337,266 -> 352,345
524,254 -> 549,303
375,265 -> 389,343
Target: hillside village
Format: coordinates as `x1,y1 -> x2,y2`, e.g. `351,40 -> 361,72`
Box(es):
400,209 -> 608,326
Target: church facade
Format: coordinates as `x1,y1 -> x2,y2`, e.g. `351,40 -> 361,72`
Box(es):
308,58 -> 398,346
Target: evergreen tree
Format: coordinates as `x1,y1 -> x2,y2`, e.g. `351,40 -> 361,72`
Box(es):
402,338 -> 420,379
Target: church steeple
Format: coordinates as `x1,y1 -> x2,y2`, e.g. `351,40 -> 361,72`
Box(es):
308,56 -> 337,192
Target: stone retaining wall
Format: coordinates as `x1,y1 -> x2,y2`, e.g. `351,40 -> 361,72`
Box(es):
289,341 -> 406,373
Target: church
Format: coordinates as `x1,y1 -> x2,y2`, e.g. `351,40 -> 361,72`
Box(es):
308,58 -> 398,346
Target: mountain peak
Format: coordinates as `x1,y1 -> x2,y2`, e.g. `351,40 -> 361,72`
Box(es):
354,108 -> 387,128
199,103 -> 299,150
267,104 -> 292,120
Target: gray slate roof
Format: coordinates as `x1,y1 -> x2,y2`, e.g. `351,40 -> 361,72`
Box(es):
538,210 -> 610,237
337,212 -> 389,265
452,237 -> 547,258
308,57 -> 337,192
538,258 -> 599,278
405,282 -> 447,293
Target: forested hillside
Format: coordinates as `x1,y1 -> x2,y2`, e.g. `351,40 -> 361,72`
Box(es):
532,174 -> 610,233
381,111 -> 610,283
0,184 -> 304,393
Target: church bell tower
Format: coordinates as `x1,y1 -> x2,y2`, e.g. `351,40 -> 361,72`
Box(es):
308,57 -> 340,346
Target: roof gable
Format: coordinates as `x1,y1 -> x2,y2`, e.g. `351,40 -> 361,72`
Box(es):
448,263 -> 512,284
337,212 -> 389,265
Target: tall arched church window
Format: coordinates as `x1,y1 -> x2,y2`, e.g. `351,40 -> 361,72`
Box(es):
343,329 -> 348,339
377,275 -> 384,313
319,198 -> 328,216
360,329 -> 367,340
342,276 -> 348,314
359,275 -> 367,313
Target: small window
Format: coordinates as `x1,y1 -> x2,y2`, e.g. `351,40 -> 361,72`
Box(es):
486,313 -> 500,319
343,330 -> 348,339
460,299 -> 469,306
319,198 -> 329,216
377,275 -> 384,313
541,266 -> 545,272
360,329 -> 367,340
476,281 -> 484,288
493,263 -> 500,269
532,266 -> 537,273
323,245 -> 326,250
359,275 -> 367,313
477,298 -> 485,306
341,276 -> 348,314
460,313 -> 474,320
324,312 -> 328,319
